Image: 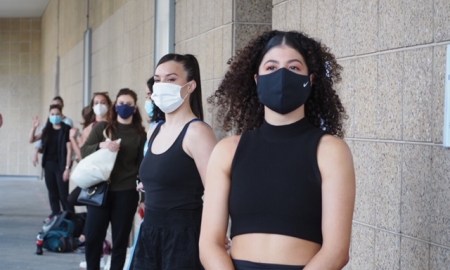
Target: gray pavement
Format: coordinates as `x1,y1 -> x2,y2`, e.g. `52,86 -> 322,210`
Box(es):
0,178 -> 84,270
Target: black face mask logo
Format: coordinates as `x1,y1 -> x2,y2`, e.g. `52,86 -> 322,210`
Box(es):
256,68 -> 311,114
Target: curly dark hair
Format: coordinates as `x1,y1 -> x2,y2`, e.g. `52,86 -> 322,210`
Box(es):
208,30 -> 347,137
105,88 -> 146,139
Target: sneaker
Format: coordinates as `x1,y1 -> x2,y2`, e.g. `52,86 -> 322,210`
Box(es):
42,216 -> 57,233
42,214 -> 53,224
43,212 -> 60,224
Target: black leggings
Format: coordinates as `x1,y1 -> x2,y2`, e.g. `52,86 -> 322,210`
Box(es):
84,189 -> 138,270
44,161 -> 73,215
233,259 -> 304,270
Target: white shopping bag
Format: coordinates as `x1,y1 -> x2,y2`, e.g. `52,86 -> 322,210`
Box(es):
70,139 -> 121,188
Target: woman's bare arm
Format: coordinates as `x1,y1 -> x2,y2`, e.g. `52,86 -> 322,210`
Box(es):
200,136 -> 240,270
304,135 -> 355,270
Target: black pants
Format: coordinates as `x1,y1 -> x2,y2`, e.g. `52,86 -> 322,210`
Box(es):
233,259 -> 304,270
84,189 -> 138,270
130,209 -> 203,270
67,186 -> 84,207
44,161 -> 73,215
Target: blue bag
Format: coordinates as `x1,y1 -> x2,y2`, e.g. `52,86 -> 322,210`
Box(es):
42,212 -> 78,252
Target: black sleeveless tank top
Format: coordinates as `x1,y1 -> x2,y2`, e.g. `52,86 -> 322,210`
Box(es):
229,117 -> 325,244
139,119 -> 204,211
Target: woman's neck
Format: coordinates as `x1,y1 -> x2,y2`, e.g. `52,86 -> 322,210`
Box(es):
95,116 -> 107,122
164,108 -> 196,127
264,106 -> 305,126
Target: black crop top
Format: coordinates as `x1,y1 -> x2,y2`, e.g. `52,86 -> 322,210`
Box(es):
229,118 -> 325,244
139,119 -> 204,211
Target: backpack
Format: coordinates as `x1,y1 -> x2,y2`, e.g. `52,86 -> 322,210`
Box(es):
43,229 -> 77,252
42,211 -> 78,252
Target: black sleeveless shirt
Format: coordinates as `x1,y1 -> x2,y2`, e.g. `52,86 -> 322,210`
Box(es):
229,117 -> 325,244
139,119 -> 204,211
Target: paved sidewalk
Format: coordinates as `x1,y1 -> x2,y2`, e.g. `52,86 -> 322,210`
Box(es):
0,178 -> 84,270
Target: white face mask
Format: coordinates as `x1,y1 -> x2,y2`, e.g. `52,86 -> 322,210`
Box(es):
151,82 -> 189,113
93,103 -> 108,117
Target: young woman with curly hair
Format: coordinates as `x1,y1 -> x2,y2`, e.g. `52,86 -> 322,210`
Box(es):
200,30 -> 356,269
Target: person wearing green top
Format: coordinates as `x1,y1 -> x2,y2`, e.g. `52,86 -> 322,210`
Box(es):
81,88 -> 146,270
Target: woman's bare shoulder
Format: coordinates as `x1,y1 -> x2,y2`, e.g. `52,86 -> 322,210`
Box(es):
187,120 -> 214,135
212,135 -> 241,158
318,134 -> 351,154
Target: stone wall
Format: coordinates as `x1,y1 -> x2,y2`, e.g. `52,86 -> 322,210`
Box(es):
273,0 -> 450,269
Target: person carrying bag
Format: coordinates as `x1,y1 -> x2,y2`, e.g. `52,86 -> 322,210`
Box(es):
71,131 -> 121,207
80,88 -> 146,270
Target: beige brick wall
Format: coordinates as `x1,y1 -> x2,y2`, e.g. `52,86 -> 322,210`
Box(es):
175,0 -> 272,137
273,0 -> 450,269
0,18 -> 42,177
41,0 -> 155,133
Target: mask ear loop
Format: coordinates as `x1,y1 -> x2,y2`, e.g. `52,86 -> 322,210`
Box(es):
180,83 -> 188,100
309,73 -> 315,86
181,81 -> 195,99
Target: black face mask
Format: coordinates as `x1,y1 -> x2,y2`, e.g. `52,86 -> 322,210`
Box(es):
256,68 -> 311,114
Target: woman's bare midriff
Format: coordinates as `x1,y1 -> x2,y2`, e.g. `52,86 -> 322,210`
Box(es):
230,233 -> 321,265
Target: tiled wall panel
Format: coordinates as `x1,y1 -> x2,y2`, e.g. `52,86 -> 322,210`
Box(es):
275,0 -> 450,268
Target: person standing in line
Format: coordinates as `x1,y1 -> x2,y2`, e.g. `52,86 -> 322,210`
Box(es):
69,92 -> 112,163
29,104 -> 74,219
125,77 -> 165,270
66,92 -> 113,252
142,77 -> 166,153
52,96 -> 74,127
135,77 -> 166,214
81,88 -> 146,270
68,106 -> 91,163
199,30 -> 355,270
130,53 -> 217,270
67,93 -> 113,268
32,96 -> 74,167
